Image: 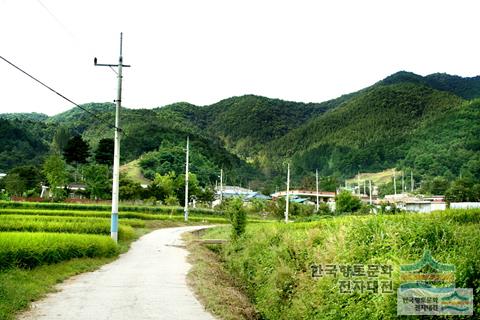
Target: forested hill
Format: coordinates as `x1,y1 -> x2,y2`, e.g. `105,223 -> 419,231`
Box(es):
154,95 -> 341,158
1,71 -> 479,191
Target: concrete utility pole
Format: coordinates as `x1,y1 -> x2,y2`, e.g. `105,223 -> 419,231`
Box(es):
316,169 -> 319,212
285,163 -> 290,223
220,169 -> 223,203
95,33 -> 131,243
357,172 -> 360,195
184,136 -> 189,222
411,171 -> 414,192
401,171 -> 405,193
369,180 -> 372,205
393,170 -> 397,196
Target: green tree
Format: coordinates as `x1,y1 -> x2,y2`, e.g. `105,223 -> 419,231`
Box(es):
266,197 -> 286,219
164,195 -> 179,206
335,190 -> 363,214
83,164 -> 111,200
43,154 -> 68,200
63,135 -> 90,164
94,138 -> 114,166
119,175 -> 144,200
196,186 -> 215,203
175,173 -> 200,206
147,171 -> 176,202
52,126 -> 70,153
445,177 -> 479,202
226,198 -> 247,240
4,173 -> 26,196
8,165 -> 43,193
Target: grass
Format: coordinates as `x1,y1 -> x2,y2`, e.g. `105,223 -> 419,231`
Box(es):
0,215 -> 135,240
0,213 -> 146,227
0,257 -> 116,320
198,209 -> 480,319
346,168 -> 397,186
0,201 -> 215,320
184,230 -> 259,320
120,159 -> 152,185
0,232 -> 118,270
0,200 -> 221,215
0,222 -> 202,320
0,208 -> 229,223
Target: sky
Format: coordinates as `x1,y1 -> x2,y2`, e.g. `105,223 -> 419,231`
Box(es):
1,0 -> 479,116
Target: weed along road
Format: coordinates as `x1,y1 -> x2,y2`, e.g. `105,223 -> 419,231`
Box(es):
18,226 -> 216,320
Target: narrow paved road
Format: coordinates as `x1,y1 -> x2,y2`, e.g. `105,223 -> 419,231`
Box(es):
18,226 -> 216,320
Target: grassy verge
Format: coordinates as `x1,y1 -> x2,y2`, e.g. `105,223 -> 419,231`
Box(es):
184,230 -> 259,320
0,219 -> 194,320
199,209 -> 480,319
0,257 -> 115,320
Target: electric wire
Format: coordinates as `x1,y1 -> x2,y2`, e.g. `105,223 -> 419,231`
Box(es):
0,55 -> 122,133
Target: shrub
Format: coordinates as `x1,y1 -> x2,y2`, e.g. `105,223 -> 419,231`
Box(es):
225,198 -> 247,240
335,190 -> 363,214
214,209 -> 480,319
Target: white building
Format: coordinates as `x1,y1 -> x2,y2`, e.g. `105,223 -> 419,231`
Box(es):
450,202 -> 480,209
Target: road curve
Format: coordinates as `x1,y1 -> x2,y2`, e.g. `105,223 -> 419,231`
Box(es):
18,226 -> 216,320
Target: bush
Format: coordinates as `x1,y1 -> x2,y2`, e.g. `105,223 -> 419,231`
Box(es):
225,198 -> 247,240
335,190 -> 363,214
215,209 -> 480,319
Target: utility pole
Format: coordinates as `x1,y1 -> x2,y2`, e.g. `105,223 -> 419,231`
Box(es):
285,163 -> 290,223
95,32 -> 130,243
369,180 -> 372,205
316,169 -> 319,212
357,172 -> 360,196
184,136 -> 189,222
411,171 -> 414,192
401,171 -> 405,194
220,169 -> 223,203
393,170 -> 397,196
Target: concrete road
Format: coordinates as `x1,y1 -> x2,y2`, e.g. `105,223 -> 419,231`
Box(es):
18,226 -> 216,320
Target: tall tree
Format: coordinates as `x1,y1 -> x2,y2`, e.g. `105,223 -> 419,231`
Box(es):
52,126 -> 70,153
63,135 -> 90,164
43,154 -> 68,199
83,164 -> 111,200
8,165 -> 44,191
4,173 -> 26,196
335,190 -> 363,214
94,138 -> 114,166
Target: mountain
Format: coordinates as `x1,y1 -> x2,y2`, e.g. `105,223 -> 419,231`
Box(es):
1,71 -> 479,191
154,95 -> 337,159
0,118 -> 53,172
270,82 -> 464,177
379,71 -> 480,99
0,112 -> 48,122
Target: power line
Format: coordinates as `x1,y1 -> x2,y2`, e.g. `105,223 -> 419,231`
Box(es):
36,0 -> 76,39
0,55 -> 122,132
